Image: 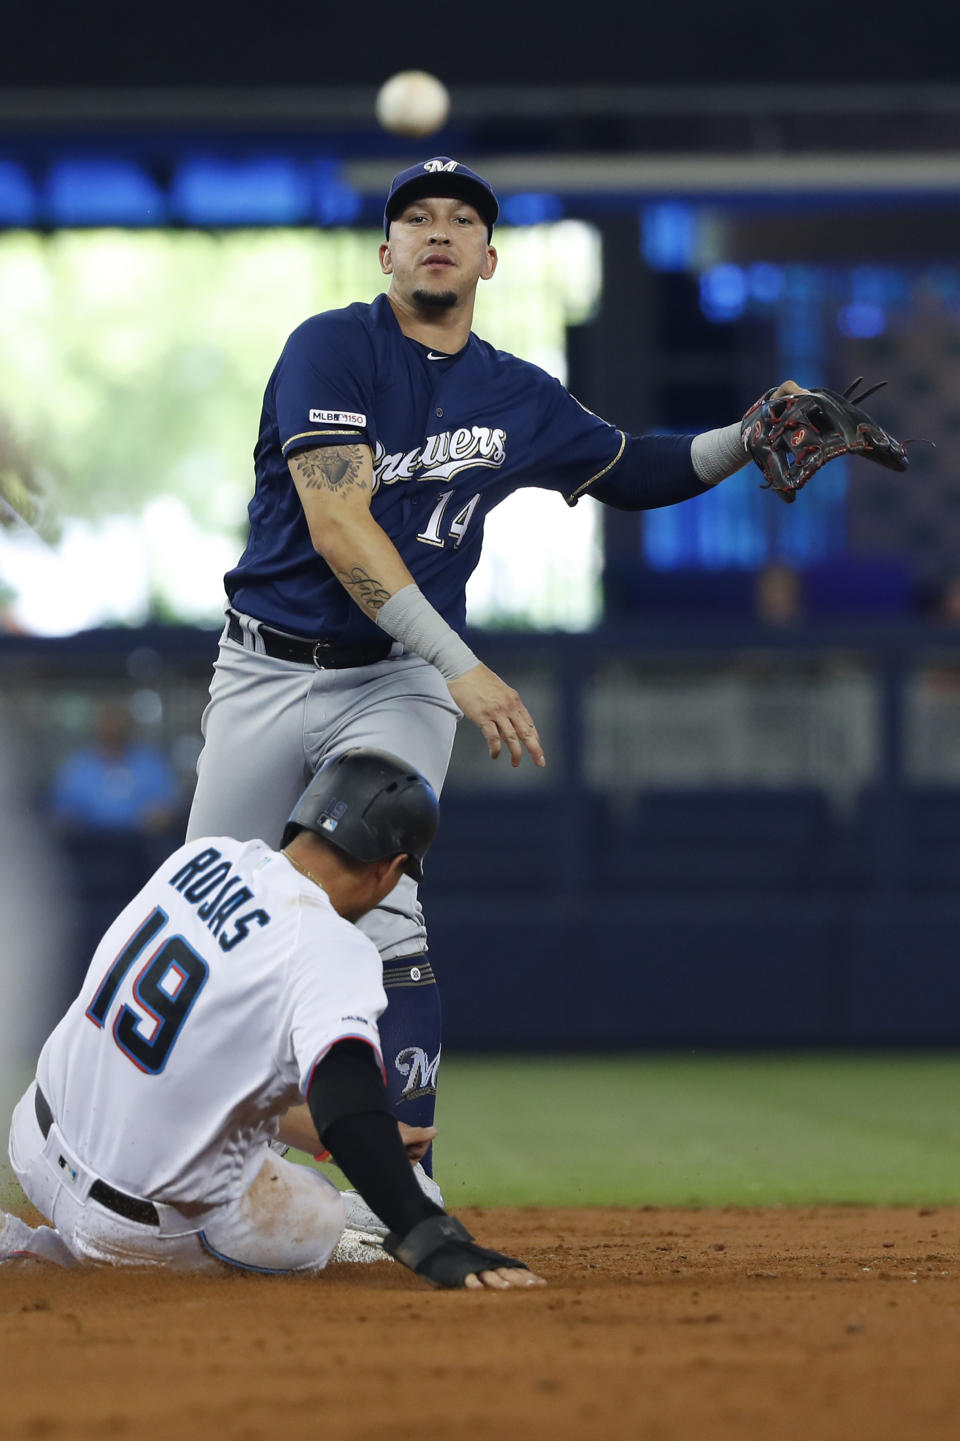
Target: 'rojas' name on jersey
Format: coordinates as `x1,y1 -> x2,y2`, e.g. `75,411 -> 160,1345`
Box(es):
372,425 -> 507,492
168,846 -> 272,951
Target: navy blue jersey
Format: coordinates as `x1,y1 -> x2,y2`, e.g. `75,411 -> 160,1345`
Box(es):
226,294 -> 627,643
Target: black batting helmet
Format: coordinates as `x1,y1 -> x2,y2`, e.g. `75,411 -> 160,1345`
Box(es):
282,747 -> 439,882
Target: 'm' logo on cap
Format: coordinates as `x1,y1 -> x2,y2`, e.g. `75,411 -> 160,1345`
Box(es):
424,159 -> 459,173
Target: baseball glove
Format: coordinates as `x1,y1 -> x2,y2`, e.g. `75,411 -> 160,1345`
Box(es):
741,379 -> 909,504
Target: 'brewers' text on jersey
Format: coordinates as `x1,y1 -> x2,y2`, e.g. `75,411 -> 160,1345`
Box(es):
227,293 -> 628,643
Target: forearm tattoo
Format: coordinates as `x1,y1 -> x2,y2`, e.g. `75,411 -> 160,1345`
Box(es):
336,565 -> 392,615
293,445 -> 367,493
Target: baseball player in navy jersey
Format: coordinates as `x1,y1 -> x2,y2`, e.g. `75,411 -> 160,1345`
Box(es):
3,748 -> 544,1289
185,156 -> 801,1209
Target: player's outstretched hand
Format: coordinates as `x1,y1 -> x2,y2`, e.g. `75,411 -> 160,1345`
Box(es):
397,1121 -> 437,1164
384,1214 -> 547,1290
463,1266 -> 546,1290
447,663 -> 545,768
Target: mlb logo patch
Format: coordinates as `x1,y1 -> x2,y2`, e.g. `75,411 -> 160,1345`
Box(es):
309,409 -> 367,427
319,799 -> 349,834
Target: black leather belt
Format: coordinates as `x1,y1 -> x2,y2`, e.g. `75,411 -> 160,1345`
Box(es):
34,1086 -> 160,1227
226,609 -> 393,669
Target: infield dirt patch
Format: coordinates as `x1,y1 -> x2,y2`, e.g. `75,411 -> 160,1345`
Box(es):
2,1205 -> 959,1441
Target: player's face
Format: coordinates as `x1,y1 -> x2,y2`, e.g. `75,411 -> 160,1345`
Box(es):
379,197 -> 497,309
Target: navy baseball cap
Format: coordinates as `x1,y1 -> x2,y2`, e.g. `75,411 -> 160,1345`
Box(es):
383,157 -> 499,238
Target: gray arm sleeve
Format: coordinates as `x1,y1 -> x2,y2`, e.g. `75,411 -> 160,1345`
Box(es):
690,422 -> 750,486
376,584 -> 479,681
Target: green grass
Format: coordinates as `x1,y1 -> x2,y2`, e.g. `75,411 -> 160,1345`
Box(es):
428,1053 -> 960,1208
5,1054 -> 960,1214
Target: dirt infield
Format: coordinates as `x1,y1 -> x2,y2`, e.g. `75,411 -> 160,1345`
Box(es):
3,1204 -> 959,1441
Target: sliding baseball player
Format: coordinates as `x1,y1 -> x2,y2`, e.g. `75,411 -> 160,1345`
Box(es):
3,749 -> 543,1289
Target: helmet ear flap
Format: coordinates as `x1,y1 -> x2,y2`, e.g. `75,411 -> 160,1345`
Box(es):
401,851 -> 424,882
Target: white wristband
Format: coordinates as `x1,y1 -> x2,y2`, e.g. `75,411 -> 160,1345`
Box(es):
691,422 -> 750,486
376,584 -> 479,681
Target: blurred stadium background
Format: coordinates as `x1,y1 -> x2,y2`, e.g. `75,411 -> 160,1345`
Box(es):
3,4 -> 960,1204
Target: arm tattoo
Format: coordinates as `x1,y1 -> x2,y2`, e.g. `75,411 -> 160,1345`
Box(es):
293,445 -> 367,493
336,565 -> 392,615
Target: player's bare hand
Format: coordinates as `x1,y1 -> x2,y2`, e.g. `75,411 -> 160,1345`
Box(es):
397,1121 -> 437,1164
447,663 -> 545,768
771,379 -> 806,398
464,1266 -> 547,1290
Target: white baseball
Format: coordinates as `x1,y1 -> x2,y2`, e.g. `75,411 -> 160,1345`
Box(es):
375,71 -> 450,138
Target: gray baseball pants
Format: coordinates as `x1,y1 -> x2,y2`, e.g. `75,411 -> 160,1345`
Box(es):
186,612 -> 461,960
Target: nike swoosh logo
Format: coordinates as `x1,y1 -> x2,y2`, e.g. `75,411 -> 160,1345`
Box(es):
426,352 -> 449,361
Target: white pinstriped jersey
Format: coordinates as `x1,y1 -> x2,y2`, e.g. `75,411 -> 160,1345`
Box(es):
36,837 -> 386,1209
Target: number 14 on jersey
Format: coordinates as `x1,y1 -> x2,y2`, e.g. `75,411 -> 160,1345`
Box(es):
416,490 -> 480,549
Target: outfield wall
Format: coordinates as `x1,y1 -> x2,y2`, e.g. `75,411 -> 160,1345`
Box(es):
2,622 -> 959,1047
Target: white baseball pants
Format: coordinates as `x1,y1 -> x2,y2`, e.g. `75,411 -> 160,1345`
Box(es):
8,1083 -> 344,1274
